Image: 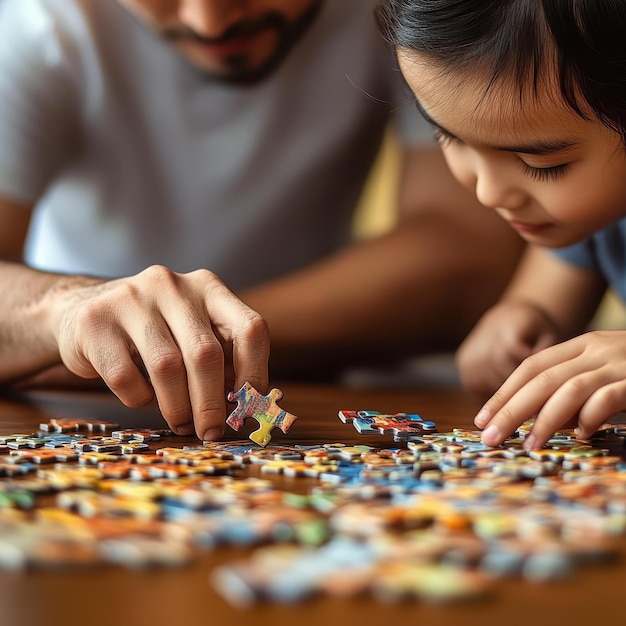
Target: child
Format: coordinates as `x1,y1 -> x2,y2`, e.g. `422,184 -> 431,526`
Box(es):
377,0 -> 626,450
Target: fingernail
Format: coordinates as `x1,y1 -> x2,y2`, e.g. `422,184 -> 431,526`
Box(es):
481,423 -> 501,446
202,428 -> 223,442
474,407 -> 490,428
523,435 -> 537,450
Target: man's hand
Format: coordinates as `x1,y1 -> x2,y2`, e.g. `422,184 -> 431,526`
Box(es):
47,265 -> 269,441
474,330 -> 626,449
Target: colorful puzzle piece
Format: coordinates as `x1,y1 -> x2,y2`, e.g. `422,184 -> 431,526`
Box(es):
226,382 -> 298,447
338,410 -> 437,441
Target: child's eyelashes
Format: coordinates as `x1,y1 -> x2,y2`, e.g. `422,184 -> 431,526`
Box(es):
432,127 -> 571,182
433,128 -> 457,146
519,161 -> 571,182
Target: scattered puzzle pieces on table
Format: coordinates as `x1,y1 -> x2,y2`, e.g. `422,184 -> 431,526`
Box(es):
338,410 -> 437,441
226,382 -> 298,447
5,405 -> 626,605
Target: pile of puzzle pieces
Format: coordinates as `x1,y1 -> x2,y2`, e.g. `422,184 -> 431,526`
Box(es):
1,402 -> 626,606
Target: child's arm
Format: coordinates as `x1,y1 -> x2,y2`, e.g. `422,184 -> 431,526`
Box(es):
471,245 -> 617,449
457,245 -> 605,392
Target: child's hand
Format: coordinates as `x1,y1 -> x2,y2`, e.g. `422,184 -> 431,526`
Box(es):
457,300 -> 557,393
475,330 -> 626,449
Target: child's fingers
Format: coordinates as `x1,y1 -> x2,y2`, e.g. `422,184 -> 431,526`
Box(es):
477,350 -> 587,445
480,357 -> 626,449
479,341 -> 581,415
524,369 -> 611,448
577,380 -> 626,439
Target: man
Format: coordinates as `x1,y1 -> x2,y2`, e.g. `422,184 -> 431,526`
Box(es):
0,0 -> 524,439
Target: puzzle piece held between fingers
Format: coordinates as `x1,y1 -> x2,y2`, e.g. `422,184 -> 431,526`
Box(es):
226,383 -> 298,447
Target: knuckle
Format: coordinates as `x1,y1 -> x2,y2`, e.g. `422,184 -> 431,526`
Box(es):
191,268 -> 220,284
529,365 -> 554,390
119,389 -> 154,409
237,311 -> 270,341
161,405 -> 193,428
194,398 -> 226,417
520,351 -> 544,373
498,405 -> 516,424
147,349 -> 184,377
488,388 -> 509,407
187,338 -> 224,367
71,299 -> 108,333
114,281 -> 142,305
140,264 -> 178,288
561,375 -> 588,396
102,361 -> 138,390
494,404 -> 517,429
593,384 -> 623,411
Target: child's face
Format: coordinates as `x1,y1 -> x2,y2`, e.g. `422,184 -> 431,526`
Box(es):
398,49 -> 626,248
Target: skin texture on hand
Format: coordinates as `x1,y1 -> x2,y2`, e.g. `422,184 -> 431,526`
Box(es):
38,265 -> 270,441
457,299 -> 558,394
475,330 -> 626,450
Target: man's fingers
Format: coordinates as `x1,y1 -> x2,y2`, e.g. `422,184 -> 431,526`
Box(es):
159,273 -> 269,440
202,277 -> 270,395
80,333 -> 155,408
178,326 -> 227,441
124,319 -> 197,435
58,266 -> 270,442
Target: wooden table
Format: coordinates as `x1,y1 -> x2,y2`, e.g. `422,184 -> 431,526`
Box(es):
0,382 -> 623,626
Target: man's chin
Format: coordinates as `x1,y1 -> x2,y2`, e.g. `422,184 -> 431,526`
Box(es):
175,0 -> 323,87
180,53 -> 283,87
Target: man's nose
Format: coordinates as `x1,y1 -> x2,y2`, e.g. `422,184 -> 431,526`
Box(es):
178,0 -> 246,38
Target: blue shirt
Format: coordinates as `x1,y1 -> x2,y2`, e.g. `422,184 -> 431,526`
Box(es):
552,220 -> 626,301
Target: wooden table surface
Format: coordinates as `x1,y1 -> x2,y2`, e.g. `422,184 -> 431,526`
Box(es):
0,382 -> 624,626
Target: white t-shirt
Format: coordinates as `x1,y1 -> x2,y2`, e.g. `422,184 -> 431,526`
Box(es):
0,0 -> 429,289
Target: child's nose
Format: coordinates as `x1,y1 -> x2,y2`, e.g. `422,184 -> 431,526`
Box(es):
474,169 -> 527,212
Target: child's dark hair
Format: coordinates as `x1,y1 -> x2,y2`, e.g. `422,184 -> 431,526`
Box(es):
376,0 -> 626,145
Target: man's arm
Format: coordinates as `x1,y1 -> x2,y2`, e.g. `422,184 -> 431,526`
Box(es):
0,197 -> 62,379
241,145 -> 527,377
0,197 -> 270,440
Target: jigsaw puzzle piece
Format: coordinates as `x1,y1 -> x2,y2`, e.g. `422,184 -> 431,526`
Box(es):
339,410 -> 437,439
226,382 -> 298,447
352,416 -> 381,435
338,410 -> 382,424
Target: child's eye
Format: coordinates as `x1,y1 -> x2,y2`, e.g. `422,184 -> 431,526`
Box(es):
433,128 -> 460,147
520,161 -> 570,182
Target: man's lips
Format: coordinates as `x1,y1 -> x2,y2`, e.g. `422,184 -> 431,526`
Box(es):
187,35 -> 256,58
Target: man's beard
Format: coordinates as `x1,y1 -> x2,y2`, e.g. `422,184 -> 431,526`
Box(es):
162,1 -> 323,86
